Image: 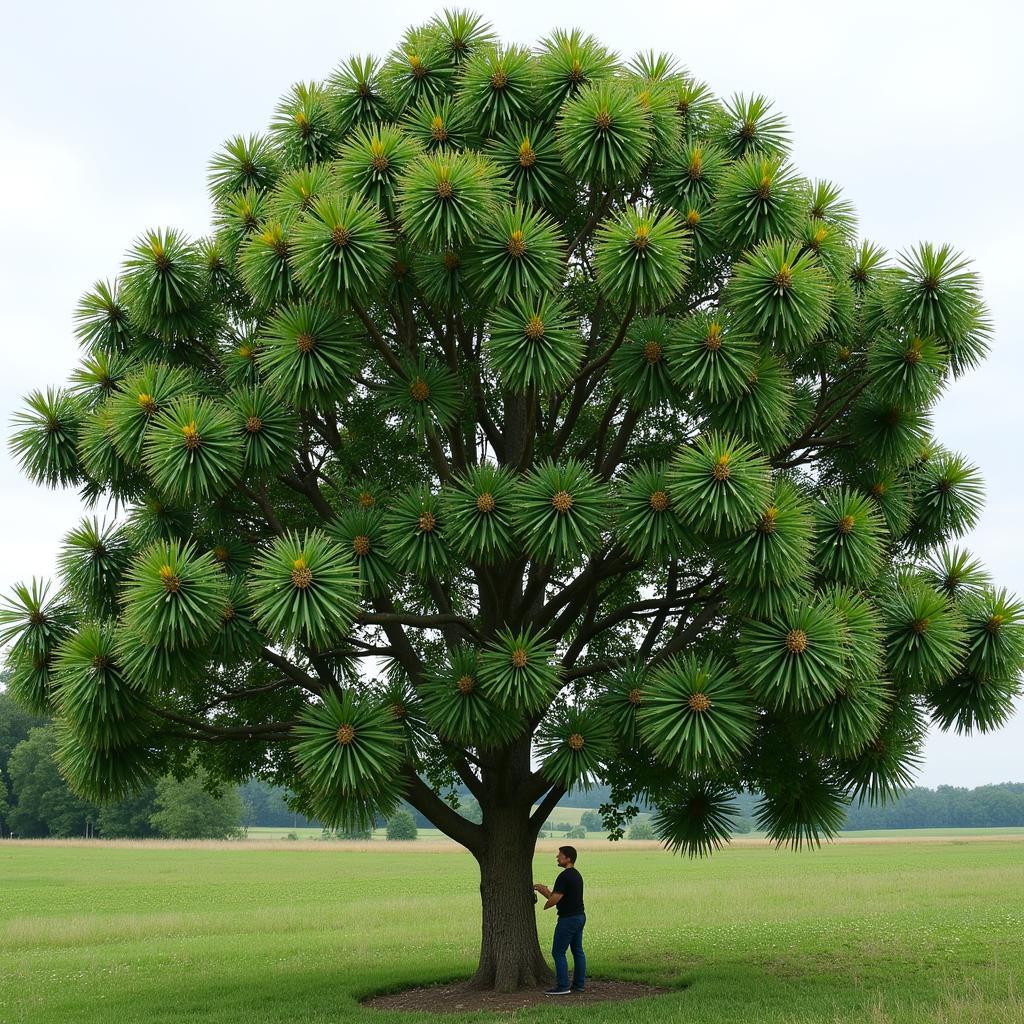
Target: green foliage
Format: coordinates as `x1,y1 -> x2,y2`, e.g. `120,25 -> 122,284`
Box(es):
599,662 -> 647,749
725,239 -> 832,351
715,153 -> 803,249
74,278 -> 134,354
385,808 -> 418,840
486,293 -> 583,391
56,519 -> 132,620
668,432 -> 772,535
867,332 -> 947,407
336,125 -> 421,218
7,725 -> 98,837
143,398 -> 244,501
227,387 -> 297,477
150,769 -> 245,839
441,463 -> 518,562
458,43 -> 536,136
556,80 -> 652,184
120,228 -> 208,340
802,676 -> 891,758
463,203 -> 564,303
327,56 -> 391,135
106,364 -> 196,465
421,647 -> 523,748
249,531 -> 360,648
397,151 -> 502,247
478,627 -> 559,712
887,243 -> 981,343
613,462 -> 694,562
486,122 -> 567,207
535,700 -> 614,790
95,786 -> 159,838
120,540 -> 228,656
379,358 -> 462,436
382,488 -> 450,577
721,478 -> 814,589
882,578 -> 967,688
738,600 -> 848,712
403,96 -> 477,154
813,488 -> 886,585
208,133 -> 280,202
838,702 -> 926,806
291,192 -> 393,306
0,580 -> 76,715
668,312 -> 758,401
907,451 -> 984,546
52,621 -> 152,750
270,82 -> 341,168
652,779 -> 740,857
756,756 -> 849,848
329,508 -> 396,595
8,388 -> 82,488
594,206 -> 690,310
259,302 -> 359,407
626,818 -> 654,839
716,93 -> 790,159
512,459 -> 608,563
608,317 -> 675,408
639,653 -> 757,773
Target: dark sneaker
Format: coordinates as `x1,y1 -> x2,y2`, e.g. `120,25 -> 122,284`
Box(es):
544,987 -> 572,996
572,987 -> 585,993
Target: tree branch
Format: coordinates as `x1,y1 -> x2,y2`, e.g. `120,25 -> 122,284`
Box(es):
400,764 -> 483,850
528,782 -> 568,836
359,610 -> 482,641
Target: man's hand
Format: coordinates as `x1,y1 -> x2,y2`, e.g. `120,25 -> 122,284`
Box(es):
533,883 -> 552,897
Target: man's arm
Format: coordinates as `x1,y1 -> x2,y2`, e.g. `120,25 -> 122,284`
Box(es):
532,882 -> 564,911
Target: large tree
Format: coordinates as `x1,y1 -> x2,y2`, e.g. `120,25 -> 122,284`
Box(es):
3,11 -> 1023,991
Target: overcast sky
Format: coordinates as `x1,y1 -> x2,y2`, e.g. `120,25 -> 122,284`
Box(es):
1,0 -> 1021,787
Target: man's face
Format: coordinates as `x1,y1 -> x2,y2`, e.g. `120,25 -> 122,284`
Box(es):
556,851 -> 569,868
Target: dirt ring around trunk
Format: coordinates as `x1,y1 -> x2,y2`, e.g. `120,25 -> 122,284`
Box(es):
361,977 -> 677,1013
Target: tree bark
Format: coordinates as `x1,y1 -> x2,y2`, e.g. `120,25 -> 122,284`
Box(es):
466,803 -> 554,992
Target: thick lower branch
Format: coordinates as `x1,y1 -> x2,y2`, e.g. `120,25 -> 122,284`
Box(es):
401,764 -> 483,850
529,783 -> 567,835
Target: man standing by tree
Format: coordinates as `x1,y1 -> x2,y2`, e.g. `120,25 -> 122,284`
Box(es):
534,846 -> 586,995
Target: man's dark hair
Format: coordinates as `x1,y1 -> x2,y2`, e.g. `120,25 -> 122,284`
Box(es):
558,846 -> 577,864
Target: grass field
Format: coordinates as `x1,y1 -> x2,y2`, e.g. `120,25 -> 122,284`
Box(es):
1,833 -> 1022,1023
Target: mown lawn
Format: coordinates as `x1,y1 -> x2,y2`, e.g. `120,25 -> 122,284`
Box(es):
1,835 -> 1021,1023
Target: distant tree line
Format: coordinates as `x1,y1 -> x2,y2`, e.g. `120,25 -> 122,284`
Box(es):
841,783 -> 1024,829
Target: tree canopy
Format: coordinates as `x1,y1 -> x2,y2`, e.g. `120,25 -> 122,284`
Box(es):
2,8 -> 1022,880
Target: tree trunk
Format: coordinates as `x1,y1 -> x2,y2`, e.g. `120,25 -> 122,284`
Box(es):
466,804 -> 554,992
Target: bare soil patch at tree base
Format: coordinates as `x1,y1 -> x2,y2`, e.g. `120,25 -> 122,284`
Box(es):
362,977 -> 673,1013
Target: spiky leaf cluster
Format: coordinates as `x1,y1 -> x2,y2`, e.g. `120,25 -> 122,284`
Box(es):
249,530 -> 361,648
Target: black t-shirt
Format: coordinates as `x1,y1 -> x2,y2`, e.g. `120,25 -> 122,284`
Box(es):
553,866 -> 584,917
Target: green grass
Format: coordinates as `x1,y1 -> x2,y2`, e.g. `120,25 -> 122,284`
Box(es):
1,835 -> 1022,1023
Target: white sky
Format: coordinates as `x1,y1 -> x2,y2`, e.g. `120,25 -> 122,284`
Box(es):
1,0 -> 1021,787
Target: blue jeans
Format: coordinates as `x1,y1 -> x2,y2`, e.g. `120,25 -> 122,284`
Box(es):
551,913 -> 586,990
